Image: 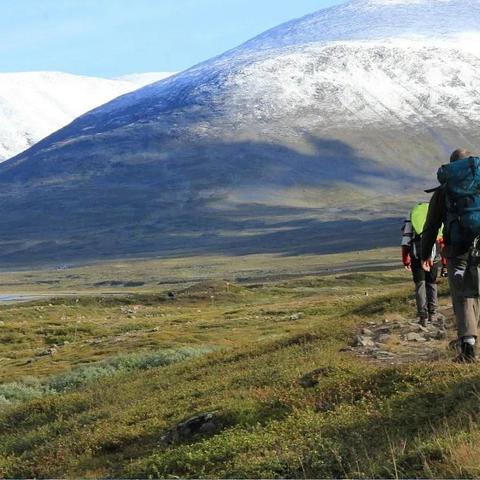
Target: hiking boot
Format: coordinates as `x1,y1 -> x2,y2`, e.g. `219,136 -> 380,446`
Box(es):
454,342 -> 477,363
418,316 -> 428,327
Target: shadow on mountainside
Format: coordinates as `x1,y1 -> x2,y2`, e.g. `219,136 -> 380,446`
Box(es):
0,212 -> 401,268
0,136 -> 417,266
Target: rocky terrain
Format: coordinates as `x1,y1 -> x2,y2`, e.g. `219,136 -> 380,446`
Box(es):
348,308 -> 454,364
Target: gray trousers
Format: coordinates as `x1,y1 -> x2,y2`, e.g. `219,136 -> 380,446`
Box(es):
411,258 -> 438,319
448,256 -> 480,338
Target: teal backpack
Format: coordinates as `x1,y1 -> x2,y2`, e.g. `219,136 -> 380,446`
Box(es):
437,156 -> 480,244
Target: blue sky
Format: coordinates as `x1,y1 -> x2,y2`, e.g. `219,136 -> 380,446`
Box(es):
0,0 -> 346,78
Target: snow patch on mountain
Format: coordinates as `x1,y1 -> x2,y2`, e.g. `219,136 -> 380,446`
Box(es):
223,40 -> 480,130
0,71 -> 174,162
75,36 -> 480,140
234,0 -> 480,52
80,0 -> 480,129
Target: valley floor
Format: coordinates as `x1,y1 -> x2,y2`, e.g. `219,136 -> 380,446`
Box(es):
0,249 -> 479,478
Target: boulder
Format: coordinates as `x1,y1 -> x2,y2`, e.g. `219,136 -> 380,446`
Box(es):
162,412 -> 220,444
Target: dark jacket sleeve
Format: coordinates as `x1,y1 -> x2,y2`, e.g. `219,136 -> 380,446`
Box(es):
421,189 -> 445,261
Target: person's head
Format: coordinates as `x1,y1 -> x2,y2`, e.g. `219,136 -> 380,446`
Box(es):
450,148 -> 474,163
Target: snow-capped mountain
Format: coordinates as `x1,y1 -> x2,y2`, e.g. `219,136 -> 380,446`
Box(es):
0,0 -> 479,264
0,71 -> 174,161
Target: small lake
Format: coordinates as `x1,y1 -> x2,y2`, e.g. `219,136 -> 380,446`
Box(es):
0,294 -> 43,303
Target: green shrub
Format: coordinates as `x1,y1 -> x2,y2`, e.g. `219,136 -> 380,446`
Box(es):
0,346 -> 217,406
0,377 -> 51,404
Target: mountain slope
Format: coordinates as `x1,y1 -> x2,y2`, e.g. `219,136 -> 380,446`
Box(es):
0,0 -> 479,265
0,71 -> 174,162
115,72 -> 176,87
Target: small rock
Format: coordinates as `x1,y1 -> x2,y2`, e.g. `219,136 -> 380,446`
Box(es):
289,313 -> 302,321
353,335 -> 377,348
361,328 -> 374,336
417,325 -> 429,333
0,320 -> 5,326
424,331 -> 438,340
377,334 -> 391,343
376,326 -> 392,335
37,345 -> 58,356
375,350 -> 396,358
406,332 -> 427,342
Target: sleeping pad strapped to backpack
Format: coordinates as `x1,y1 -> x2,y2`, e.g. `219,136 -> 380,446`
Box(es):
437,156 -> 480,245
410,203 -> 443,238
411,203 -> 429,236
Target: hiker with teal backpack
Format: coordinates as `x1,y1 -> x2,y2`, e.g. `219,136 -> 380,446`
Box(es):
401,202 -> 443,326
422,148 -> 480,363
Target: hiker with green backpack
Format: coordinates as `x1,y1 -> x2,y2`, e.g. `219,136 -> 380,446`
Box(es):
401,202 -> 443,326
422,148 -> 480,363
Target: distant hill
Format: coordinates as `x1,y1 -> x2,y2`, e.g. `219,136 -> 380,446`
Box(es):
0,71 -> 174,162
1,0 -> 479,265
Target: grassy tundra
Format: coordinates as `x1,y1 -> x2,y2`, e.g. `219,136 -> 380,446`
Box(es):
0,249 -> 479,478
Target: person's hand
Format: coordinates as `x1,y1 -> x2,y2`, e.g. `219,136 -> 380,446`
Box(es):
402,247 -> 411,271
422,260 -> 433,272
